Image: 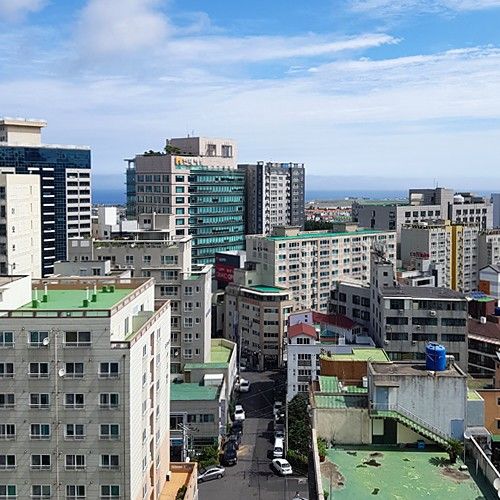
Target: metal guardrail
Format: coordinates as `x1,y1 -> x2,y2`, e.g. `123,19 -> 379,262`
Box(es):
371,402 -> 452,442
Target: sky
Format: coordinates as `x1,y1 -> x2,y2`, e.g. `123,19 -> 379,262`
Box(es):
2,0 -> 500,191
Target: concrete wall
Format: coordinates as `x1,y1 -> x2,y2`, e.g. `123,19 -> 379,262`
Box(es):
467,397 -> 485,428
314,408 -> 371,444
477,390 -> 500,434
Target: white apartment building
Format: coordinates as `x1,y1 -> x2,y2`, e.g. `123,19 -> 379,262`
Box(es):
0,173 -> 41,277
238,161 -> 305,234
478,229 -> 500,270
0,275 -> 171,499
245,225 -> 396,312
67,229 -> 211,375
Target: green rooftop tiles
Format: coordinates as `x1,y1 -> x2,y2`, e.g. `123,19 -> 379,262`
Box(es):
322,448 -> 486,499
170,382 -> 219,401
319,376 -> 340,392
21,288 -> 134,311
316,395 -> 347,409
248,285 -> 288,294
183,362 -> 229,370
267,229 -> 387,241
210,341 -> 232,363
321,348 -> 390,362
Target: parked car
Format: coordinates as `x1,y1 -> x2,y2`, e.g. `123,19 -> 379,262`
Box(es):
231,420 -> 243,436
272,458 -> 293,476
274,429 -> 285,440
225,433 -> 241,450
222,442 -> 238,466
273,401 -> 283,416
198,465 -> 225,483
273,437 -> 284,458
234,404 -> 246,421
238,379 -> 251,393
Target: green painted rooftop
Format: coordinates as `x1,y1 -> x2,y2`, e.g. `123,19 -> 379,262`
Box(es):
320,348 -> 390,362
467,389 -> 483,401
210,341 -> 232,363
267,229 -> 388,241
322,447 -> 491,499
21,288 -> 134,311
170,382 -> 219,401
315,394 -> 367,409
249,285 -> 288,294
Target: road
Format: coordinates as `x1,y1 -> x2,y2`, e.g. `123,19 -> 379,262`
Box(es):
199,370 -> 310,500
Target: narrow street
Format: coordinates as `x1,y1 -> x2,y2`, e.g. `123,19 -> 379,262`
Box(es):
199,371 -> 309,500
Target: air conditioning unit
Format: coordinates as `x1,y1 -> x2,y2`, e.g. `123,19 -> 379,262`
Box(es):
429,310 -> 437,317
383,340 -> 389,345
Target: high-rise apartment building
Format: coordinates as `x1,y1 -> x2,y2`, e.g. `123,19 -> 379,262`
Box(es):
0,118 -> 91,275
127,136 -> 245,265
0,173 -> 41,277
238,161 -> 305,234
66,215 -> 212,375
353,187 -> 492,234
400,220 -> 480,293
245,224 -> 396,312
492,193 -> 500,228
478,229 -> 500,270
0,275 -> 171,499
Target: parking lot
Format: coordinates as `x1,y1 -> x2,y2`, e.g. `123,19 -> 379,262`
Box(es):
199,370 -> 310,500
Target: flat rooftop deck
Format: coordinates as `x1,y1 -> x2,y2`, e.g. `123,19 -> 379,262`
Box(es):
322,447 -> 491,499
20,288 -> 134,310
370,361 -> 464,378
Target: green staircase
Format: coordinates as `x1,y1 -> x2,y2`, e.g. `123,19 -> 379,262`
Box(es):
370,405 -> 452,446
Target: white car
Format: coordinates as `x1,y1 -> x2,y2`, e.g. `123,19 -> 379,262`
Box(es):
273,401 -> 283,416
197,465 -> 225,483
234,404 -> 245,421
272,458 -> 293,476
238,379 -> 250,393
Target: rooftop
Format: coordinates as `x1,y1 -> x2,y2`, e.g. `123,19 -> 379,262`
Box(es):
170,382 -> 220,401
20,287 -> 134,311
288,322 -> 317,339
314,394 -> 367,409
370,361 -> 465,378
210,340 -> 232,363
321,447 -> 489,499
382,285 -> 465,300
321,348 -> 390,362
160,463 -> 197,500
247,284 -> 288,294
318,376 -> 368,394
266,229 -> 388,241
468,318 -> 500,342
467,389 -> 483,401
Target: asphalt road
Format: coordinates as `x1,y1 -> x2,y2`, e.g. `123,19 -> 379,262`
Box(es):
199,371 -> 310,500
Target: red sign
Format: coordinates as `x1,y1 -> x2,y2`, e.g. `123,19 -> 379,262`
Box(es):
215,263 -> 235,285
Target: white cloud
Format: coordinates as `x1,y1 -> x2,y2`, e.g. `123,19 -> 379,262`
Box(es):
0,0 -> 45,21
75,0 -> 170,56
351,0 -> 500,14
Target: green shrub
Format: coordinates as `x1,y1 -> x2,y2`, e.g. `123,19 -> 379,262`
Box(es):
198,444 -> 220,468
317,438 -> 327,461
175,485 -> 187,500
287,449 -> 308,474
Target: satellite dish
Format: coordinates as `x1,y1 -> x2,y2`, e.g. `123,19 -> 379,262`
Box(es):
58,368 -> 66,377
42,337 -> 50,346
494,478 -> 500,491
464,430 -> 472,440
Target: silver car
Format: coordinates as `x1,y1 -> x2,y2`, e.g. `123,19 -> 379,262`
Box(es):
198,465 -> 225,483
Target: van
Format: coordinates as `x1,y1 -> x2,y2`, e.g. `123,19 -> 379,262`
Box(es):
273,437 -> 284,458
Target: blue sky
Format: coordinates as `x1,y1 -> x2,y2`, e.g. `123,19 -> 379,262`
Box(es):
2,0 -> 500,190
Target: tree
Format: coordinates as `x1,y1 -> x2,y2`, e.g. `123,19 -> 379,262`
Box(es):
446,438 -> 464,464
198,444 -> 220,468
165,144 -> 182,154
288,394 -> 311,456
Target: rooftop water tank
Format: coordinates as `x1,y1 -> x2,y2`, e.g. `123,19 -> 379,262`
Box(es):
426,343 -> 447,371
453,194 -> 465,204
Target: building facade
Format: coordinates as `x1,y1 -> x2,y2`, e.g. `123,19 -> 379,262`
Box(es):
353,187 -> 492,234
0,173 -> 41,277
126,136 -> 245,265
239,161 -> 305,234
0,275 -> 171,499
0,118 -> 91,275
245,225 -> 397,312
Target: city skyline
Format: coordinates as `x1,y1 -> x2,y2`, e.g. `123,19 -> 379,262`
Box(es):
1,1 -> 500,189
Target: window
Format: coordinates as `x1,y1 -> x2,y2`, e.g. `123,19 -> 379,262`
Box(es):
65,362 -> 84,378
386,317 -> 408,325
65,455 -> 86,470
0,394 -> 14,409
31,454 -> 51,470
66,485 -> 86,499
125,255 -> 134,265
0,455 -> 15,470
64,394 -> 85,409
99,393 -> 119,408
28,331 -> 48,347
100,424 -> 120,440
0,332 -> 13,348
30,423 -> 51,440
100,454 -> 119,470
412,317 -> 438,326
0,363 -> 14,378
184,286 -> 193,296
64,424 -> 85,440
0,485 -> 16,498
30,393 -> 50,409
184,317 -> 193,328
100,485 -> 120,498
29,362 -> 49,378
0,425 -> 15,440
99,362 -> 119,378
64,331 -> 91,347
441,318 -> 466,327
31,485 -> 51,499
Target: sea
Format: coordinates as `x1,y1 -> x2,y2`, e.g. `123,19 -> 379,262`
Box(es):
93,188 -> 409,206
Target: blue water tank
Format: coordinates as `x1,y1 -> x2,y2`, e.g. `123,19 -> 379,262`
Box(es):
425,343 -> 447,371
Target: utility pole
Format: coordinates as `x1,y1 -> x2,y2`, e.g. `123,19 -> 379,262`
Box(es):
285,400 -> 288,456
